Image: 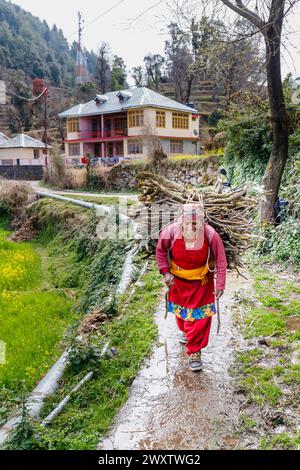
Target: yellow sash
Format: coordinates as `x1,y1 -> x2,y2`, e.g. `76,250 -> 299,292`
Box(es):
169,259 -> 213,284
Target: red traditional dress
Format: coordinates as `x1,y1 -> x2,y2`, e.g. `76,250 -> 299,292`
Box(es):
156,222 -> 227,355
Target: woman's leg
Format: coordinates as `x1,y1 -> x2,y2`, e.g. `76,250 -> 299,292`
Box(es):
184,318 -> 212,355
175,316 -> 185,332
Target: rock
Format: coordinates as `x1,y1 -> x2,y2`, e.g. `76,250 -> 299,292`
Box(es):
258,337 -> 270,347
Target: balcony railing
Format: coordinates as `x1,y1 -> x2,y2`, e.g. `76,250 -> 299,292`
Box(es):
79,129 -> 128,139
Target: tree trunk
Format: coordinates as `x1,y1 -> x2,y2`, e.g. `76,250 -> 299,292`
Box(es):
260,23 -> 289,223
185,74 -> 195,104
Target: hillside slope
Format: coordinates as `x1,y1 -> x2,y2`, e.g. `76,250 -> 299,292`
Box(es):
0,0 -> 96,87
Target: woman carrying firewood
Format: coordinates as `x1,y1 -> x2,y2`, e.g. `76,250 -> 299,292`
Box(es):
156,203 -> 227,372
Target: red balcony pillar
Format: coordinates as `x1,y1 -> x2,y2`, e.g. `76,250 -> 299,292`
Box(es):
101,115 -> 105,156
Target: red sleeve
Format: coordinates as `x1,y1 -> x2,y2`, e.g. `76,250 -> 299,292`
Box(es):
156,225 -> 173,275
207,226 -> 227,291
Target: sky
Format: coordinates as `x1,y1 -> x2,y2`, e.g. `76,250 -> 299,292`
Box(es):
9,0 -> 300,82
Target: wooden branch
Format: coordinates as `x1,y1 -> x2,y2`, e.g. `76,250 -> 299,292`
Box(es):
220,0 -> 266,29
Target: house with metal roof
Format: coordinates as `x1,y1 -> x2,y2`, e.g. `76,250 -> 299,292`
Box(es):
59,87 -> 200,164
0,131 -> 9,145
0,133 -> 49,166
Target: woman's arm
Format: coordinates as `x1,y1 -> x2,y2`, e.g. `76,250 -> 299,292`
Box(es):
156,225 -> 173,275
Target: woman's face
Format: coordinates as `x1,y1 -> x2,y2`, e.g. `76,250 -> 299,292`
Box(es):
182,219 -> 203,241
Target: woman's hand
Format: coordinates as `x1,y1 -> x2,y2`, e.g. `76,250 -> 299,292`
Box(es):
215,289 -> 224,299
163,272 -> 174,288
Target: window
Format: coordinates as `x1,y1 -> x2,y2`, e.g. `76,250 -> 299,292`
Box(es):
172,112 -> 189,129
69,143 -> 81,157
33,149 -> 39,159
170,140 -> 183,154
128,139 -> 143,155
156,111 -> 166,128
128,110 -> 144,128
67,118 -> 80,133
114,118 -> 127,135
115,142 -> 124,156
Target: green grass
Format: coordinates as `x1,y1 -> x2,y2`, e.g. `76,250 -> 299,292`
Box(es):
236,366 -> 282,406
243,308 -> 286,338
0,197 -> 163,450
241,267 -> 300,338
237,413 -> 257,434
0,228 -> 41,291
0,290 -> 71,392
261,432 -> 300,450
232,265 -> 300,448
60,194 -> 136,206
168,153 -> 217,161
36,265 -> 161,450
0,221 -> 74,415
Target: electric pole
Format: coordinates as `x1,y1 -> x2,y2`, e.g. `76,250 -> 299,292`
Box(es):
75,12 -> 88,85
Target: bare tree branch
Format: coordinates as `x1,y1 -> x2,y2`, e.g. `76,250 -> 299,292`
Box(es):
220,0 -> 266,29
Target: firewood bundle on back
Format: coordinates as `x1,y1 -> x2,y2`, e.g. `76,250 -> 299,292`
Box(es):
131,171 -> 257,272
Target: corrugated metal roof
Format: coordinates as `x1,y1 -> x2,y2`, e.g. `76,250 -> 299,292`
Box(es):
59,87 -> 198,118
0,133 -> 50,149
0,132 -> 9,144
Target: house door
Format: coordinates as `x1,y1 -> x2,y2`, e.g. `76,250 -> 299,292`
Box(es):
92,119 -> 98,137
94,143 -> 100,157
105,119 -> 112,137
108,143 -> 114,156
115,142 -> 124,156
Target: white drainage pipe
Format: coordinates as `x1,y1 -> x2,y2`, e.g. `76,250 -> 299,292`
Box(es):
36,191 -> 139,231
0,351 -> 69,447
41,342 -> 110,426
0,194 -> 140,446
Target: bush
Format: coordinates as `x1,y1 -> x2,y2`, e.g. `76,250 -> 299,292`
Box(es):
255,218 -> 300,264
44,147 -> 87,190
88,165 -> 111,191
219,104 -> 272,185
281,153 -> 300,219
208,109 -> 223,126
0,180 -> 36,226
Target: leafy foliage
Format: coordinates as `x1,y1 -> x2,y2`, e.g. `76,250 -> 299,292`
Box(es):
219,100 -> 272,184
255,218 -> 300,264
0,0 -> 96,86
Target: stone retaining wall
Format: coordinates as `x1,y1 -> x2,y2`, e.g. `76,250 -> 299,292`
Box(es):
0,165 -> 44,181
106,155 -> 220,190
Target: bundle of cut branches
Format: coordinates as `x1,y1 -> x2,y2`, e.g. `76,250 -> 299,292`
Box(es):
131,171 -> 257,272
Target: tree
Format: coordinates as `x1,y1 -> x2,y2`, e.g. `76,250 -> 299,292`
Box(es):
144,54 -> 165,91
96,42 -> 111,94
217,0 -> 299,223
165,23 -> 195,103
132,66 -> 145,87
74,82 -> 98,103
5,69 -> 33,132
191,16 -> 221,77
0,0 -> 76,87
111,56 -> 127,91
210,20 -> 265,109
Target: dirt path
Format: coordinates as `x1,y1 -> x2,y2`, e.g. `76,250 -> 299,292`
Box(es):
98,272 -> 251,450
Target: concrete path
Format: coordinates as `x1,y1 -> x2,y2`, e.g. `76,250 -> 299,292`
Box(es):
98,272 -> 250,450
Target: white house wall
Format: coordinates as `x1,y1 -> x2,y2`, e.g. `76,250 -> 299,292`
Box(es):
128,108 -> 200,140
0,148 -> 45,166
